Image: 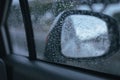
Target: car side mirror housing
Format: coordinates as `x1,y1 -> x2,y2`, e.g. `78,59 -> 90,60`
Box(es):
44,10 -> 119,62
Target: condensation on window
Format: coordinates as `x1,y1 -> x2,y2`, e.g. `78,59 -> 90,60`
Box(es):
29,0 -> 120,76
28,0 -> 79,59
7,0 -> 29,56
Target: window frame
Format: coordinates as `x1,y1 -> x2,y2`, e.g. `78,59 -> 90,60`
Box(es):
19,0 -> 36,60
0,0 -> 120,80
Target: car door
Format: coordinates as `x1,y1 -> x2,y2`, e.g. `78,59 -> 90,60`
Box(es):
0,0 -> 120,80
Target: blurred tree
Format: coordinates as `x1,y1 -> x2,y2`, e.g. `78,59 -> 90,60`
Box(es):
29,0 -> 52,22
8,5 -> 23,28
52,0 -> 77,16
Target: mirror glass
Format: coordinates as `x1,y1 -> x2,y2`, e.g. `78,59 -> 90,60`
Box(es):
61,15 -> 110,58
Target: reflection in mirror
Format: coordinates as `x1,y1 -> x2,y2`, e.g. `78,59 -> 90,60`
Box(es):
61,15 -> 110,58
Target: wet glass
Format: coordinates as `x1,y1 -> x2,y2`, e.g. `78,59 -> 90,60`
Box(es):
28,0 -> 120,76
28,0 -> 54,59
7,0 -> 29,56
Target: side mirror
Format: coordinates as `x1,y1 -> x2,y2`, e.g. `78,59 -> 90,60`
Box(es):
44,10 -> 119,62
61,15 -> 110,58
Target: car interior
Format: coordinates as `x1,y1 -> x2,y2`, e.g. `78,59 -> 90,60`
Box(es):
0,0 -> 120,80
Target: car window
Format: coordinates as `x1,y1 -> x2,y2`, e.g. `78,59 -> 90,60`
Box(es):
28,0 -> 54,59
7,0 -> 120,76
28,0 -> 120,76
7,0 -> 29,56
